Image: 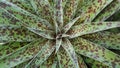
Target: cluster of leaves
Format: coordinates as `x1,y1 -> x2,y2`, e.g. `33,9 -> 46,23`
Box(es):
0,0 -> 120,68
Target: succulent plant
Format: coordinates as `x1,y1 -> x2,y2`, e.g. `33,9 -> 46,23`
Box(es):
0,0 -> 120,68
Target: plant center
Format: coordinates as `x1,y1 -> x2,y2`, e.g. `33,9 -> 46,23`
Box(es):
56,33 -> 62,39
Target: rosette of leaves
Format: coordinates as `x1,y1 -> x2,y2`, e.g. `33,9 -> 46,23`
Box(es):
0,0 -> 120,68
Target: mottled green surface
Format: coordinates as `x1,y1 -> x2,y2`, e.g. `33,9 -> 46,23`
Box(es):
0,0 -> 120,68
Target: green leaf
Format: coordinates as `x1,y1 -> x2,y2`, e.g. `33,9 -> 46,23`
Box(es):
6,0 -> 38,15
52,0 -> 65,34
94,0 -> 120,21
77,55 -> 88,68
27,28 -> 54,39
55,39 -> 62,53
0,1 -> 52,30
0,8 -> 54,39
62,38 -> 79,68
0,39 -> 46,68
0,42 -> 28,60
0,26 -> 39,42
68,22 -> 120,38
55,0 -> 63,28
29,0 -> 37,13
57,46 -> 87,68
75,0 -> 93,17
62,16 -> 80,33
25,40 -> 55,67
83,57 -> 109,68
57,47 -> 76,68
14,60 -> 30,68
82,31 -> 120,50
71,37 -> 120,68
40,53 -> 58,68
75,0 -> 112,25
33,0 -> 54,25
48,0 -> 67,10
0,9 -> 21,27
63,0 -> 79,24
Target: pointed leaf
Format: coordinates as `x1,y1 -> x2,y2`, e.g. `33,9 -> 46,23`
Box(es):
55,0 -> 63,28
27,28 -> 54,39
33,0 -> 54,25
0,26 -> 40,42
29,0 -> 37,13
55,39 -> 62,53
75,0 -> 112,24
25,40 -> 55,67
83,57 -> 109,68
0,42 -> 28,60
40,53 -> 58,68
14,60 -> 30,68
63,0 -> 79,24
0,39 -> 46,68
6,0 -> 38,15
57,47 -> 76,68
82,31 -> 120,50
68,22 -> 120,38
62,38 -> 79,68
0,1 -> 52,30
0,8 -> 54,39
75,0 -> 93,17
71,37 -> 120,68
62,16 -> 80,33
94,0 -> 120,21
0,9 -> 21,27
77,55 -> 88,68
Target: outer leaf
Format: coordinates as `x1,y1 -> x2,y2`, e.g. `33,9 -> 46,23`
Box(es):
67,22 -> 120,38
82,31 -> 120,50
7,0 -> 54,25
83,57 -> 109,68
62,16 -> 80,33
107,10 -> 120,21
75,0 -> 93,17
77,55 -> 88,68
0,8 -> 54,39
25,40 -> 55,67
7,0 -> 38,15
0,39 -> 46,68
29,0 -> 37,13
0,9 -> 21,27
63,0 -> 79,24
55,39 -> 62,53
94,0 -> 120,21
57,47 -> 76,68
0,1 -> 52,30
40,53 -> 58,68
34,0 -> 54,25
71,37 -> 120,68
62,38 -> 79,68
27,28 -> 54,39
57,46 -> 87,68
75,0 -> 112,25
0,26 -> 40,42
14,60 -> 30,68
55,0 -> 63,28
0,42 -> 28,60
51,0 -> 68,33
48,0 -> 67,10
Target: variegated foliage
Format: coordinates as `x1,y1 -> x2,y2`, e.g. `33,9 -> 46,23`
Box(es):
0,0 -> 120,68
